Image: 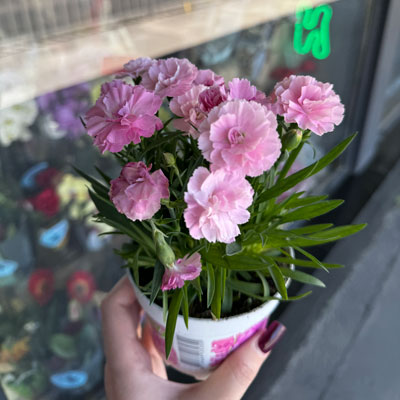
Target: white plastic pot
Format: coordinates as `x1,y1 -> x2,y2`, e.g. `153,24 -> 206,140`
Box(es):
128,267 -> 292,379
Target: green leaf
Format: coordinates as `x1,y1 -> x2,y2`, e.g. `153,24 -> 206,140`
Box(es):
293,246 -> 328,272
165,289 -> 183,359
227,279 -> 264,296
150,260 -> 164,304
73,167 -> 109,197
211,267 -> 223,319
283,195 -> 329,210
206,262 -> 216,308
280,267 -> 326,287
282,290 -> 312,301
305,224 -> 367,241
222,286 -> 233,314
221,267 -> 227,302
191,277 -> 203,302
268,263 -> 288,300
132,248 -> 140,285
95,166 -> 112,185
226,241 -> 243,256
162,291 -> 168,323
182,285 -> 189,329
257,133 -> 357,203
273,256 -> 343,269
256,270 -> 270,297
289,224 -> 333,235
279,200 -> 344,223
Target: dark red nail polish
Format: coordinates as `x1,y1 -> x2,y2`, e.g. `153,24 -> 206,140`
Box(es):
258,320 -> 286,353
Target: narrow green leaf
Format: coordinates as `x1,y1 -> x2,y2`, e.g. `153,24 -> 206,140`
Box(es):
268,263 -> 288,300
206,262 -> 216,308
284,195 -> 329,210
226,241 -> 243,256
280,267 -> 326,287
227,279 -> 264,295
211,267 -> 223,319
182,285 -> 189,329
132,248 -> 140,285
256,270 -> 270,297
273,256 -> 343,269
306,224 -> 367,241
222,286 -> 233,314
162,291 -> 168,323
95,166 -> 112,185
280,200 -> 344,223
293,246 -> 328,272
165,289 -> 183,359
289,224 -> 333,235
150,261 -> 164,304
257,133 -> 357,203
191,277 -> 203,302
221,267 -> 227,302
73,166 -> 109,197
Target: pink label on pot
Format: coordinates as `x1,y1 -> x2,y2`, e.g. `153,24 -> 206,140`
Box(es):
210,319 -> 266,366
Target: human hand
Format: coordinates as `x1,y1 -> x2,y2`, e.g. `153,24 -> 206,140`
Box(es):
101,276 -> 286,400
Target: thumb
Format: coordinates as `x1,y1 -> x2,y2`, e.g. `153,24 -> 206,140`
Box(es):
191,321 -> 286,400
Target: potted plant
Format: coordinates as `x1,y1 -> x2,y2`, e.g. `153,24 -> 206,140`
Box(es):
77,57 -> 366,378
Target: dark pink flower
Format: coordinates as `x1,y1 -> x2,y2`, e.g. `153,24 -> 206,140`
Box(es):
110,162 -> 169,221
199,85 -> 228,113
272,75 -> 345,135
116,57 -> 155,79
67,270 -> 96,304
85,80 -> 162,153
140,58 -> 198,98
194,69 -> 224,87
169,84 -> 207,138
161,252 -> 202,291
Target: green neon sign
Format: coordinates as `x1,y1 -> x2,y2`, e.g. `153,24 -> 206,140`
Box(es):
293,4 -> 333,60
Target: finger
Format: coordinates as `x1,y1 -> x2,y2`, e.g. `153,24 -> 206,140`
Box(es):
101,275 -> 151,372
191,321 -> 286,400
142,321 -> 168,379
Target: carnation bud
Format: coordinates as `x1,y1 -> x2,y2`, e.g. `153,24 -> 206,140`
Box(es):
163,152 -> 176,167
152,227 -> 175,269
283,129 -> 303,152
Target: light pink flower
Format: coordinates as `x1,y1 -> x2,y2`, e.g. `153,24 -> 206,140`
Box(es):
115,57 -> 155,79
85,81 -> 162,153
140,58 -> 198,98
169,84 -> 207,138
161,252 -> 202,291
184,167 -> 253,243
228,78 -> 268,106
198,100 -> 281,177
272,75 -> 345,135
194,69 -> 224,87
199,85 -> 228,113
109,162 -> 169,221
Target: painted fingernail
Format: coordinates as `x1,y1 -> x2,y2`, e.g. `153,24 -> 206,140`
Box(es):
258,320 -> 286,353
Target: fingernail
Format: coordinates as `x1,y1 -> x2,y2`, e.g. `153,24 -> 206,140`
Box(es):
258,320 -> 286,353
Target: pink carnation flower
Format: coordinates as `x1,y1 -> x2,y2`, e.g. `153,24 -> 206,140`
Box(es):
169,84 -> 207,138
272,75 -> 345,135
198,100 -> 282,177
109,162 -> 169,221
85,81 -> 162,153
194,69 -> 224,87
141,58 -> 198,98
161,252 -> 202,291
184,167 -> 253,243
228,78 -> 268,106
116,57 -> 155,79
199,85 -> 228,113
